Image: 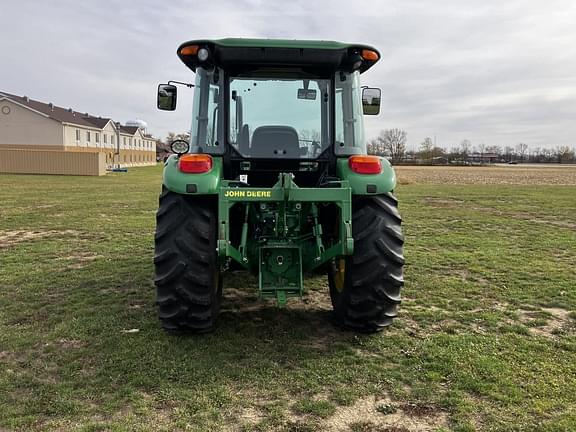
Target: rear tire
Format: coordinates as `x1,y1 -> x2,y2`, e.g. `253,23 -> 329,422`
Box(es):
329,193 -> 404,333
153,187 -> 222,333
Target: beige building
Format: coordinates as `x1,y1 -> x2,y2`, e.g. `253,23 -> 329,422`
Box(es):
0,91 -> 157,175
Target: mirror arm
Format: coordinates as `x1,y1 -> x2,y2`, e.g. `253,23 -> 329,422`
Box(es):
168,80 -> 195,88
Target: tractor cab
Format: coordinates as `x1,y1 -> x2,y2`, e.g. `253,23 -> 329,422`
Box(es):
158,38 -> 382,187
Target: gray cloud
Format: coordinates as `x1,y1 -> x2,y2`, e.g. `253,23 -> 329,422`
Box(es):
1,0 -> 575,150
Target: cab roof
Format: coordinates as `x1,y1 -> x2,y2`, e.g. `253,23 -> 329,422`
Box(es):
177,38 -> 381,74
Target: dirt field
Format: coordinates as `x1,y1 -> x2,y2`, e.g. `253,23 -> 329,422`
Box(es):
396,164 -> 576,185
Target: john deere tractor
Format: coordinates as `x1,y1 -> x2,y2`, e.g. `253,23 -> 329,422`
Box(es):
154,39 -> 404,333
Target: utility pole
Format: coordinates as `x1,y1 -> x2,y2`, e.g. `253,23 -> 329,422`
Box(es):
115,121 -> 121,169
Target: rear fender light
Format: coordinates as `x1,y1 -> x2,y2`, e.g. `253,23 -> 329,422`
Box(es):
348,155 -> 382,175
178,154 -> 212,173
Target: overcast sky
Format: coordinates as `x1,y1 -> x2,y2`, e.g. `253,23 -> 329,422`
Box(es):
2,0 -> 575,151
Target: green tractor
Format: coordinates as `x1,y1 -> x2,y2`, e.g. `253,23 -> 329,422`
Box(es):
154,38 -> 404,333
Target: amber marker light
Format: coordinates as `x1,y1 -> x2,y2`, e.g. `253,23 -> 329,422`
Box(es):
178,154 -> 213,173
361,49 -> 379,61
349,155 -> 382,174
179,45 -> 199,56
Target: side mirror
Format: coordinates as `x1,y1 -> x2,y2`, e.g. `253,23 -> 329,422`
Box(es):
157,84 -> 177,111
362,87 -> 381,115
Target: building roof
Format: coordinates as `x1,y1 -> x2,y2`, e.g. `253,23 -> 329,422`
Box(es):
85,117 -> 113,129
120,125 -> 140,135
0,91 -> 153,139
0,91 -> 106,128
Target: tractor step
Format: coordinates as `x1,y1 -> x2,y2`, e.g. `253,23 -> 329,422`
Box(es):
259,245 -> 303,306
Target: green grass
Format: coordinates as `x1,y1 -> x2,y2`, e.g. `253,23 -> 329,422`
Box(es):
0,166 -> 575,431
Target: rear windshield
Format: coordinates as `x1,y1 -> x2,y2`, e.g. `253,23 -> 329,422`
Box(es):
229,76 -> 330,158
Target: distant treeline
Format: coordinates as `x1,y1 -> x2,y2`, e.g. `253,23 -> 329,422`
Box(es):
368,129 -> 576,164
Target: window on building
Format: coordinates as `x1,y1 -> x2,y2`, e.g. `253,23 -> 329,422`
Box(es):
103,134 -> 107,144
86,131 -> 91,142
95,133 -> 99,143
123,137 -> 126,146
75,129 -> 80,141
111,135 -> 115,145
129,138 -> 132,146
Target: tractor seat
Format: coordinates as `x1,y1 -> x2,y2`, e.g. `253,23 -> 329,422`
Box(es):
251,126 -> 300,158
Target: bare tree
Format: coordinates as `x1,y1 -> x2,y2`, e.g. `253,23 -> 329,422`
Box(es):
375,129 -> 407,163
420,137 -> 434,161
460,139 -> 471,158
166,131 -> 190,143
299,129 -> 321,142
477,142 -> 486,157
555,146 -> 574,164
447,146 -> 461,162
504,146 -> 515,162
367,138 -> 383,156
516,142 -> 528,161
486,145 -> 502,156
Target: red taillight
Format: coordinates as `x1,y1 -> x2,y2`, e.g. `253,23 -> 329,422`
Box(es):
349,155 -> 382,174
178,154 -> 212,173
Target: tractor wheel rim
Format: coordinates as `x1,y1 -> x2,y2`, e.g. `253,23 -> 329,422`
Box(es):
334,258 -> 346,292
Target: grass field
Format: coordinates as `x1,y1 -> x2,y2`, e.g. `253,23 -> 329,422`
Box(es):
0,165 -> 575,431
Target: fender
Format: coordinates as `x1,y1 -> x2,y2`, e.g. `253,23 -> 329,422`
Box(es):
162,154 -> 222,194
336,157 -> 397,195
